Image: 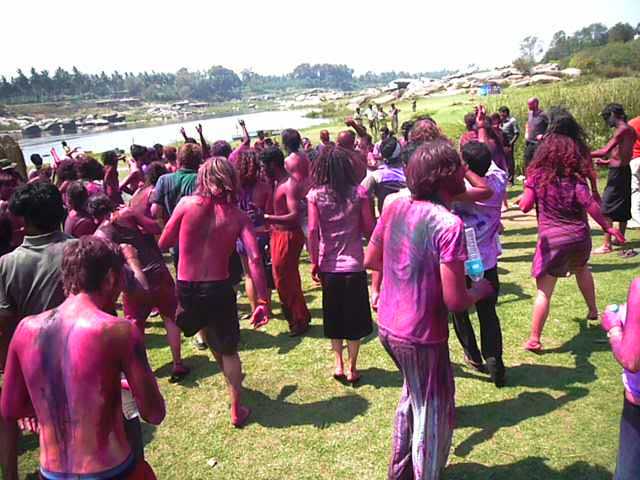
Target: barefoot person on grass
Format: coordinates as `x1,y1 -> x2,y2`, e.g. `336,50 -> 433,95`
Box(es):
602,278 -> 640,480
592,103 -> 638,256
520,125 -> 625,353
159,157 -> 269,427
261,146 -> 311,337
90,195 -> 190,383
307,146 -> 375,383
365,139 -> 494,480
1,236 -> 166,479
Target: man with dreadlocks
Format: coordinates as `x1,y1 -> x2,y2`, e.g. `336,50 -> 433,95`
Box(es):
592,103 -> 638,256
159,157 -> 270,428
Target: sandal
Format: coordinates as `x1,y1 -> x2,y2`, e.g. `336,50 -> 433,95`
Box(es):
523,339 -> 543,353
346,371 -> 361,384
619,249 -> 638,258
463,355 -> 488,374
333,368 -> 345,381
231,405 -> 251,428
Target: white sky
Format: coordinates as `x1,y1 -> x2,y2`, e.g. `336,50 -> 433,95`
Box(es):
3,0 -> 639,79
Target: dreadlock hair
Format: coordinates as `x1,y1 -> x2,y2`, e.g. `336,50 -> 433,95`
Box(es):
196,156 -> 239,204
311,146 -> 356,202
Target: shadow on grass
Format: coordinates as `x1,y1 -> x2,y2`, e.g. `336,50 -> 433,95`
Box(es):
498,281 -> 532,305
444,457 -> 611,479
501,240 -> 537,250
590,260 -> 640,273
454,387 -> 589,457
244,384 -> 369,429
154,354 -> 219,387
502,226 -> 538,237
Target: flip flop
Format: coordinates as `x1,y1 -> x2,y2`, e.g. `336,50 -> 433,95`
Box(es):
346,371 -> 361,384
523,339 -> 543,353
619,249 -> 638,258
464,355 -> 488,374
333,369 -> 346,381
169,364 -> 191,383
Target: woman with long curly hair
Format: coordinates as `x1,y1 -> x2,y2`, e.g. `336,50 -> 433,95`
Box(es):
365,139 -> 494,479
520,116 -> 626,352
236,148 -> 273,313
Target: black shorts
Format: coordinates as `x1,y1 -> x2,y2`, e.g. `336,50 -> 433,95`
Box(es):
321,271 -> 373,340
176,279 -> 239,354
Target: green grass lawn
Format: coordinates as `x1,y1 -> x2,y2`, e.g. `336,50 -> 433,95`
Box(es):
15,181 -> 640,479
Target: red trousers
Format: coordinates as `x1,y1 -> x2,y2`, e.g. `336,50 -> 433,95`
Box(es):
271,228 -> 310,331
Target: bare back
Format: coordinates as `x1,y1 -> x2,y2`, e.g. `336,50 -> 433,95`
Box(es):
8,304 -> 134,474
173,196 -> 248,281
614,124 -> 637,167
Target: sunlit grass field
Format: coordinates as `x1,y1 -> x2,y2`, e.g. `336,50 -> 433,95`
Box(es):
14,83 -> 640,478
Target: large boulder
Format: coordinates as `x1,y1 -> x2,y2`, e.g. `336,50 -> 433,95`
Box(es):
529,74 -> 562,85
560,68 -> 582,78
511,78 -> 532,88
0,135 -> 27,180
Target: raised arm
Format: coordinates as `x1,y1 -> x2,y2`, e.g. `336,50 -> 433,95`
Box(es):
121,324 -> 165,425
238,120 -> 250,147
603,277 -> 640,372
195,124 -> 210,158
180,127 -> 189,143
453,165 -> 493,204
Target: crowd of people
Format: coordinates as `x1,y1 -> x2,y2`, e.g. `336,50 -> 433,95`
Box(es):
0,97 -> 638,479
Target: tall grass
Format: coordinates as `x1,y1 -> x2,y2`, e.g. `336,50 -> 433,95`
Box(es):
485,77 -> 640,155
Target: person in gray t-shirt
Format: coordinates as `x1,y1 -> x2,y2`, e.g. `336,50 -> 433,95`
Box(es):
499,106 -> 520,183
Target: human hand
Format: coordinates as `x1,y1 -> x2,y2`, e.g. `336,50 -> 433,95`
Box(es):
311,264 -> 321,284
238,119 -> 245,127
180,127 -> 186,137
18,417 -> 39,434
607,227 -> 625,245
345,117 -> 356,127
536,134 -> 544,142
475,105 -> 486,129
470,278 -> 494,300
251,304 -> 269,328
602,308 -> 623,333
196,124 -> 203,135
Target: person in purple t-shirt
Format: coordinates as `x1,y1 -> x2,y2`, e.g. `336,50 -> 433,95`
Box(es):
307,146 -> 375,383
452,142 -> 508,387
365,139 -> 493,480
520,132 -> 625,352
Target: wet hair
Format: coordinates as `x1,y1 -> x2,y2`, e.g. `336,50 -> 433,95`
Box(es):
153,143 -> 164,155
87,194 -> 115,220
146,147 -> 159,163
602,103 -> 627,122
282,128 -> 302,152
62,236 -> 124,295
312,146 -> 357,202
56,159 -> 78,182
490,113 -> 501,124
498,106 -> 510,116
177,143 -> 202,170
464,112 -> 476,131
257,130 -> 265,138
547,108 -> 590,158
67,181 -> 89,211
462,142 -> 492,177
406,139 -> 461,202
30,153 -> 43,167
196,157 -> 239,203
527,134 -> 594,190
130,144 -> 147,160
76,156 -> 104,180
211,140 -> 232,159
9,182 -> 65,232
260,146 -> 285,169
146,161 -> 168,187
237,149 -> 261,188
164,146 -> 177,163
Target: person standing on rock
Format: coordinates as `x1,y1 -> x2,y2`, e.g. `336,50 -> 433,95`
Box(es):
592,103 -> 638,256
523,97 -> 548,172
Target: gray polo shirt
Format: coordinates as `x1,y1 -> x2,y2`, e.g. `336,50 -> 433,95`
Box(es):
0,231 -> 73,321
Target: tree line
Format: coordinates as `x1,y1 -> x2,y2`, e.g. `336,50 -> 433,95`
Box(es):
0,64 -> 450,105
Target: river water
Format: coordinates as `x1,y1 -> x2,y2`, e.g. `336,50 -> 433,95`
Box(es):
19,109 -> 327,161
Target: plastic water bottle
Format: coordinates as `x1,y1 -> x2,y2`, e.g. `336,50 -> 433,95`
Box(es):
464,227 -> 485,282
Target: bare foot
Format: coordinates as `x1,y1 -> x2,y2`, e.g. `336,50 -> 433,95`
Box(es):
593,245 -> 613,255
231,405 -> 251,428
